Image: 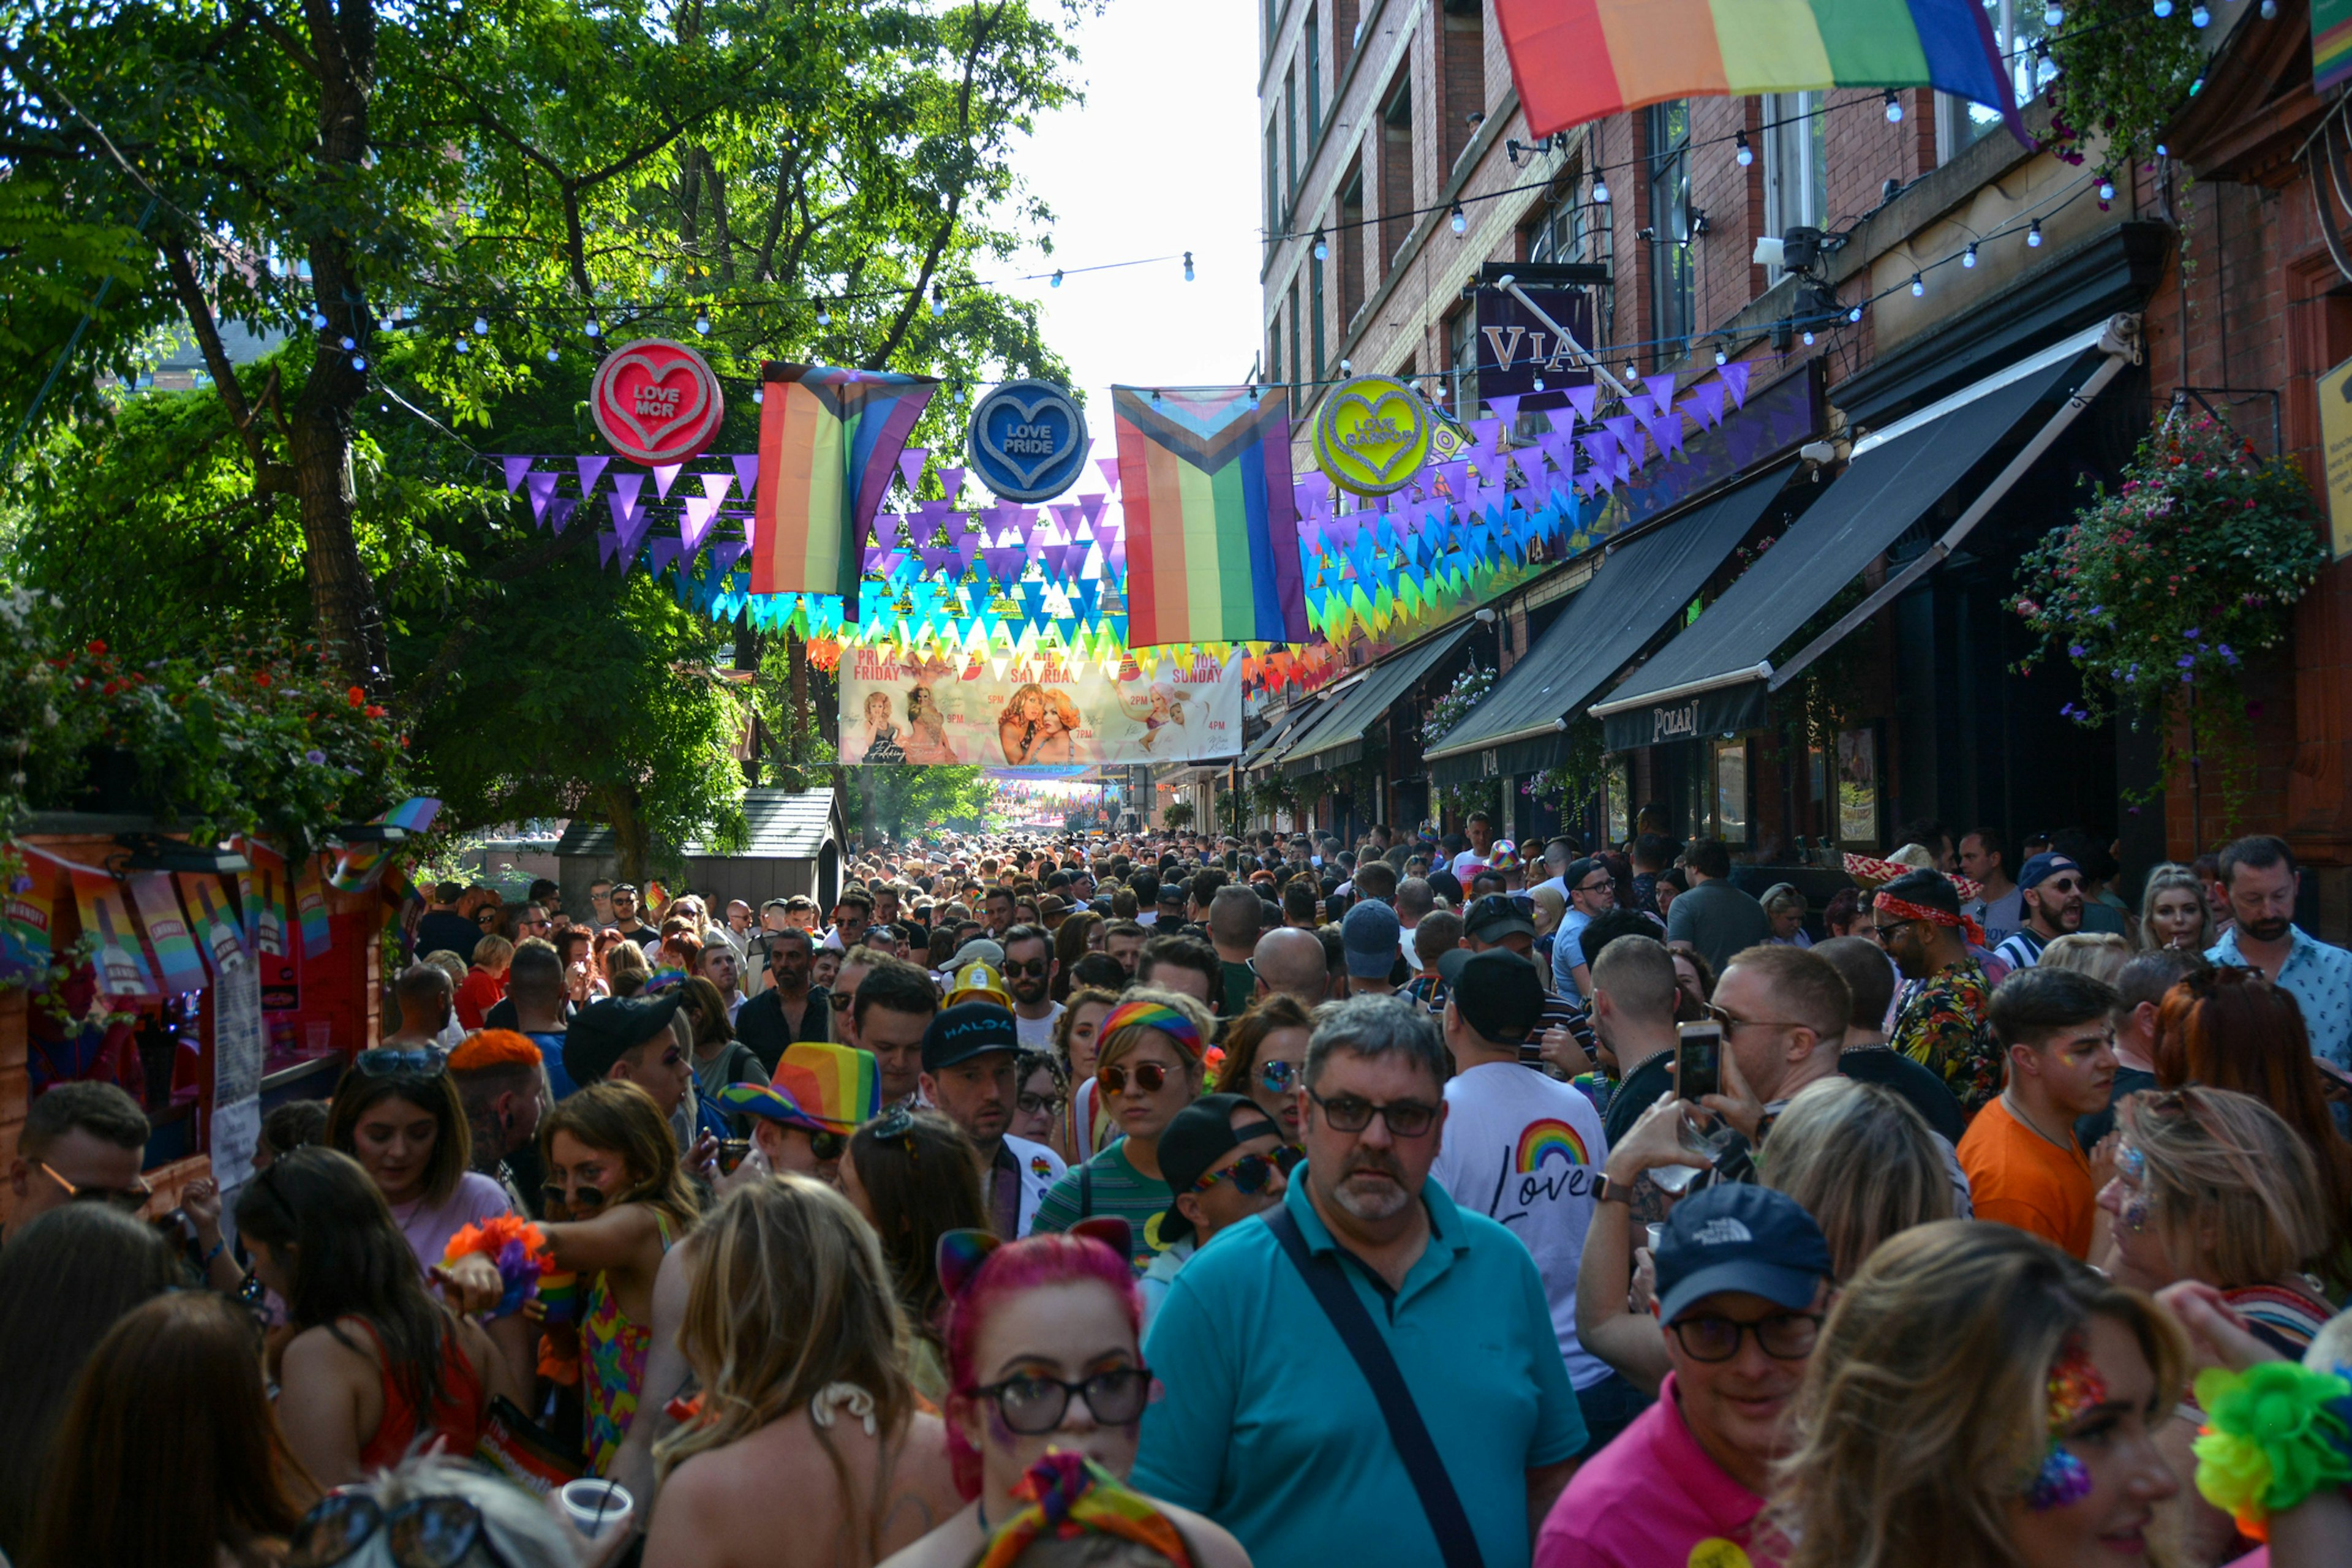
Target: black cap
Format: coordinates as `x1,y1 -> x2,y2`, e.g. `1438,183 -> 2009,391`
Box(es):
1436,949 -> 1548,1042
1564,857 -> 1605,892
1463,892 -> 1537,943
1654,1183 -> 1834,1322
563,993 -> 686,1088
1155,1093 -> 1282,1243
921,1000 -> 1021,1072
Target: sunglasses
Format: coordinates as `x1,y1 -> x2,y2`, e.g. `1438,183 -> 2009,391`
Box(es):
971,1366 -> 1153,1435
1001,957 -> 1049,978
541,1183 -> 610,1214
288,1493 -> 517,1568
1257,1059 -> 1303,1095
353,1046 -> 448,1077
830,992 -> 856,1011
1307,1089 -> 1438,1137
39,1161 -> 153,1213
1098,1061 -> 1174,1096
1190,1148 -> 1290,1196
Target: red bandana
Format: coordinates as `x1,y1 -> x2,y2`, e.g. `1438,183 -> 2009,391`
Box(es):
1877,892 -> 1986,948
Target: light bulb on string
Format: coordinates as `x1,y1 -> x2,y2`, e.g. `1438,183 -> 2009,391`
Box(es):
2045,0 -> 2063,21
2027,218 -> 2044,246
1183,251 -> 1195,281
931,287 -> 948,317
1883,89 -> 1904,123
817,304 -> 832,326
1847,304 -> 1864,323
455,337 -> 470,355
2192,2 -> 2209,21
546,347 -> 560,362
312,311 -> 330,330
1714,346 -> 1728,366
584,315 -> 601,338
2261,0 -> 2276,16
472,315 -> 489,336
1593,176 -> 1611,204
1801,329 -> 1816,345
1449,203 -> 1467,235
1623,361 -> 1638,383
1313,230 -> 1329,260
2153,0 -> 2171,15
753,386 -> 764,404
2098,172 -> 2116,202
350,353 -> 368,372
1050,270 -> 1063,288
1963,243 -> 1979,267
1735,131 -> 1752,167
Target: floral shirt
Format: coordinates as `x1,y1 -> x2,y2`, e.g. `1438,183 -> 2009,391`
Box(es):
1891,959 -> 2000,1115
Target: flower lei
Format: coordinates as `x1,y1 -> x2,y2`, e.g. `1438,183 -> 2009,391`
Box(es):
438,1215 -> 554,1319
2192,1363 -> 2352,1540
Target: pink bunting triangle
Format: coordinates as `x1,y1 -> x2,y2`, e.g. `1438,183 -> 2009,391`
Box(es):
575,456 -> 610,497
650,464 -> 684,500
503,456 -> 537,494
1719,361 -> 1751,408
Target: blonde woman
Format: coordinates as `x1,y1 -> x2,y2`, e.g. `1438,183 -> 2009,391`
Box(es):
1774,1220 -> 2184,1568
2137,864 -> 2212,952
1760,883 -> 1811,948
858,691 -> 906,764
1758,1077 -> 1959,1278
900,686 -> 957,765
647,1177 -> 960,1568
603,938 -> 652,999
2038,931 -> 2132,987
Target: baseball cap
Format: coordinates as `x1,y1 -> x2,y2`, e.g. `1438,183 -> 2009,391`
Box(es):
562,993 -> 685,1089
717,1042 -> 881,1134
946,959 -> 1014,1009
1341,900 -> 1403,979
2016,852 -> 2082,891
1654,1183 -> 1834,1324
1435,949 -> 1547,1042
954,936 -> 1006,969
922,1000 -> 1021,1072
1155,1093 -> 1285,1243
1158,882 -> 1187,908
1564,857 -> 1605,891
1463,892 -> 1537,943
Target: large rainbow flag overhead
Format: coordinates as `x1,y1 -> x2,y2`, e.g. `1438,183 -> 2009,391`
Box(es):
1111,386 -> 1308,648
754,363 -> 939,610
1496,0 -> 2016,141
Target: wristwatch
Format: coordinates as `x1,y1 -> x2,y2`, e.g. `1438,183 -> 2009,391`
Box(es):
1592,1171 -> 1635,1205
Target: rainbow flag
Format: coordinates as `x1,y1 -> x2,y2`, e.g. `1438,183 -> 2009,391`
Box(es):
2318,0 -> 2352,92
1111,386 -> 1307,648
1496,0 -> 2016,140
753,363 -> 939,611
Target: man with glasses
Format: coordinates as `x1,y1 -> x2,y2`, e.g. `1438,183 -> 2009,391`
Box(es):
717,1041 -> 878,1184
1991,852 -> 2087,971
1136,995 -> 1585,1568
6,1080 -> 152,1234
921,1001 -> 1066,1238
998,924 -> 1062,1048
1552,858 -> 1617,1007
1139,1093 -> 1292,1332
1956,967 -> 2119,1258
1536,1183 -> 1833,1567
1428,951 -> 1624,1455
1877,869 -> 2001,1116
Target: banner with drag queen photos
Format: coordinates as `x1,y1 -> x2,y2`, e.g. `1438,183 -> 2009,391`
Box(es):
839,648 -> 1245,765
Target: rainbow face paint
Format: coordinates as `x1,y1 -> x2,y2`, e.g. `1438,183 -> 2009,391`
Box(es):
2029,1338 -> 2108,1511
2113,1144 -> 2150,1232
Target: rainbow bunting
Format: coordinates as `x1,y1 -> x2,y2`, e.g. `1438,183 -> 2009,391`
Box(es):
293,856 -> 332,960
1496,0 -> 2016,141
753,363 -> 940,611
1110,386 -> 1306,649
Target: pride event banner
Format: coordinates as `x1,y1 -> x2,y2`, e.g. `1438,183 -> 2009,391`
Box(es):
839,648 -> 1245,766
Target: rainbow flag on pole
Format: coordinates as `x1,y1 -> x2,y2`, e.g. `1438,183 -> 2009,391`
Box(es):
1496,0 -> 2016,141
1111,386 -> 1308,648
753,363 -> 940,611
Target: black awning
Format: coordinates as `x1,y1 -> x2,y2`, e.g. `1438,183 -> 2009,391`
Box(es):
1594,327 -> 2107,753
1423,464 -> 1799,790
1283,621 -> 1481,779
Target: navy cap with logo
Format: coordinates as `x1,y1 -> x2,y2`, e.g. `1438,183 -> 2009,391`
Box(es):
1654,1183 -> 1834,1324
562,993 -> 686,1089
1463,893 -> 1537,943
1436,949 -> 1547,1042
2016,852 -> 2082,891
922,1000 -> 1021,1072
1341,900 -> 1402,979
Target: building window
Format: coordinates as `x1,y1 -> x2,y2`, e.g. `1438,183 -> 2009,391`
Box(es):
1290,279 -> 1304,418
1762,92 -> 1825,279
1381,74 -> 1414,263
1311,247 -> 1327,381
1646,101 -> 1694,364
1265,119 -> 1281,243
1306,6 -> 1322,141
1940,0 -> 2051,158
1338,167 -> 1366,326
1441,0 -> 1486,171
1447,306 -> 1478,418
1286,76 -> 1299,203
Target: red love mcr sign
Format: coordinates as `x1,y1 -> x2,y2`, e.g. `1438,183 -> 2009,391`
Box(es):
589,337 -> 726,464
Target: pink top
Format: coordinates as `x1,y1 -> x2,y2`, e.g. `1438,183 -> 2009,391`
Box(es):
1534,1374 -> 1781,1568
390,1172 -> 513,1276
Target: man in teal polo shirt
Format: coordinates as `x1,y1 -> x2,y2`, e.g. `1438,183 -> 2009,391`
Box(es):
1134,993 -> 1585,1567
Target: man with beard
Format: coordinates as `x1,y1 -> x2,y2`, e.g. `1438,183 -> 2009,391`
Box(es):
731,926 -> 831,1074
998,923 -> 1062,1049
1877,869 -> 2001,1116
1991,853 -> 2086,970
918,1000 -> 1065,1238
2208,835 -> 2352,1083
1134,995 -> 1584,1568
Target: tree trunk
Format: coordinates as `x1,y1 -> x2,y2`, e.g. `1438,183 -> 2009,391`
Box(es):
788,631 -> 809,765
601,786 -> 652,885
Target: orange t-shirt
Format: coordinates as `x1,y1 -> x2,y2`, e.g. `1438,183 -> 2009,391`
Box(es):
1957,1095 -> 2095,1258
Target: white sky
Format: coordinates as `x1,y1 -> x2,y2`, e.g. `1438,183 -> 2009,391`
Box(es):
1003,0 -> 1266,404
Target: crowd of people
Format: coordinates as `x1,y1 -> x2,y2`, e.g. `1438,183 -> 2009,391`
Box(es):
6,813 -> 2352,1568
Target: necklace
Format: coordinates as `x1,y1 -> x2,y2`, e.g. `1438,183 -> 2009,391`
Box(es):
2002,1088 -> 2075,1154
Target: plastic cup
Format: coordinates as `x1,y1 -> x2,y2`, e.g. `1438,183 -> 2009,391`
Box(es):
558,1479 -> 633,1540
1645,1223 -> 1665,1255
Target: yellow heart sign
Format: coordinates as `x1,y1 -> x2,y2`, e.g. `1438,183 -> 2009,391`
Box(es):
1314,374 -> 1434,496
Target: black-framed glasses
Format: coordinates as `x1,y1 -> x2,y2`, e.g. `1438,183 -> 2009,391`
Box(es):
1257,1059 -> 1303,1095
1191,1149 -> 1286,1196
1099,1061 -> 1170,1095
39,1161 -> 153,1212
971,1365 -> 1152,1434
1868,921 -> 1909,944
289,1492 -> 517,1568
1667,1312 -> 1823,1362
1017,1092 -> 1066,1116
1574,878 -> 1615,897
1307,1089 -> 1438,1137
353,1046 -> 448,1077
1001,957 -> 1049,978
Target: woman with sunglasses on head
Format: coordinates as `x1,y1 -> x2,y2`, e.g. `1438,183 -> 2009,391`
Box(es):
326,1046 -> 512,1276
531,1080 -> 701,1478
1212,993 -> 1313,1148
1050,986 -> 1121,1165
875,1223 -> 1247,1568
1009,1052 -> 1067,1150
235,1148 -> 522,1491
647,1177 -> 962,1568
838,1109 -> 990,1403
26,1292 -> 306,1568
1030,991 -> 1213,1275
281,1455 -> 588,1568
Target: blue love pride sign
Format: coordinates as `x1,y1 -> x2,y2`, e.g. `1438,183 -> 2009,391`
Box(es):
968,379 -> 1090,503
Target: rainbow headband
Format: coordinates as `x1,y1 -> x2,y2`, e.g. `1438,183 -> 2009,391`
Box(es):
1099,1000 -> 1204,1062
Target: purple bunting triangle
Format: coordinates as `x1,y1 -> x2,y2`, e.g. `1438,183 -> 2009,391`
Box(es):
524,470 -> 559,523
875,514 -> 904,551
650,463 -> 684,500
548,497 -> 579,535
699,472 -> 735,505
898,447 -> 929,492
935,466 -> 965,501
1602,415 -> 1640,451
1077,492 -> 1107,526
1095,456 -> 1122,493
613,500 -> 656,560
1566,385 -> 1600,423
503,456 -> 537,494
681,496 -> 723,553
1485,394 -> 1523,426
730,453 -> 760,501
612,472 -> 646,511
1719,361 -> 1751,408
1644,375 -> 1678,414
710,542 -> 748,576
1691,383 -> 1727,428
648,538 -> 682,575
1654,418 -> 1687,458
575,456 -> 611,497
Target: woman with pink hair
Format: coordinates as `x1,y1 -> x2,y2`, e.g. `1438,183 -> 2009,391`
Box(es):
875,1221 -> 1248,1568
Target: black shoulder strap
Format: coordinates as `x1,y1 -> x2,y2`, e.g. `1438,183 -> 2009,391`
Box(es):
1265,1206 -> 1484,1568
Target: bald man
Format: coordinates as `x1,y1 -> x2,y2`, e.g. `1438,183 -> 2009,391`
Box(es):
1251,926 -> 1330,1007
